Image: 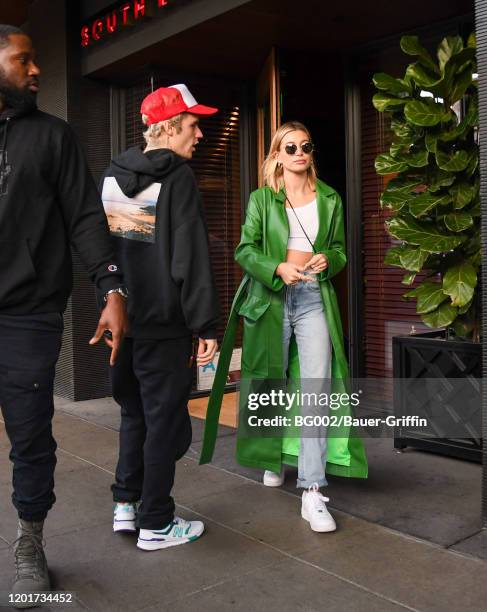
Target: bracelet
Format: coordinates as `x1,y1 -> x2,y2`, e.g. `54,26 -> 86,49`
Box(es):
104,287 -> 128,302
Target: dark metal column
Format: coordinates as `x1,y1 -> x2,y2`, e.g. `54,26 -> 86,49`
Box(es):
475,0 -> 487,526
344,62 -> 364,379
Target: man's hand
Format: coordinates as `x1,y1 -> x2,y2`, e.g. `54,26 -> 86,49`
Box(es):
196,338 -> 218,367
303,253 -> 329,274
276,262 -> 312,285
89,292 -> 129,366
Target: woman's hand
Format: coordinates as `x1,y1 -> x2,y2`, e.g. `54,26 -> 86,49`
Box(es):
303,253 -> 328,274
276,262 -> 311,285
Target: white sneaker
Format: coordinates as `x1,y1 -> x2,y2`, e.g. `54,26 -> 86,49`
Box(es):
137,517 -> 205,551
113,502 -> 137,533
263,468 -> 285,487
301,484 -> 336,532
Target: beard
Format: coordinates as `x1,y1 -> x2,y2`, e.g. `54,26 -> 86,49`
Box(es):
0,69 -> 37,113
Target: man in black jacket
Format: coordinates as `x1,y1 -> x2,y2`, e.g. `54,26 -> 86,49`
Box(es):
101,84 -> 220,550
0,25 -> 128,599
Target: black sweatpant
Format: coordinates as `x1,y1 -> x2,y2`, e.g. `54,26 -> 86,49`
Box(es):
110,336 -> 193,530
0,313 -> 63,522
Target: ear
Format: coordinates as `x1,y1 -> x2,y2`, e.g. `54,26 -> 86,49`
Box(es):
162,120 -> 174,137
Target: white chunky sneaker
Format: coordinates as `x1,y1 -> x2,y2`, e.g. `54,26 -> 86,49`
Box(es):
301,484 -> 336,532
113,503 -> 137,533
137,517 -> 205,551
263,468 -> 285,487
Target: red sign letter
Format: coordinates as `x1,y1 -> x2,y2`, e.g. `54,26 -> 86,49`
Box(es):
121,3 -> 132,25
158,0 -> 168,7
134,0 -> 146,19
106,11 -> 117,33
92,20 -> 103,41
81,26 -> 90,47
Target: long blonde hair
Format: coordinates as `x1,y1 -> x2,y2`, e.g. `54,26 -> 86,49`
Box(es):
262,121 -> 318,193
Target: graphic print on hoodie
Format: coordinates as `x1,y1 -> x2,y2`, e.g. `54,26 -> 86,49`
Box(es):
102,177 -> 160,243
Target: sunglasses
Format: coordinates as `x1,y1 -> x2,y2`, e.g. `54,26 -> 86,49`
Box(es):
284,142 -> 314,155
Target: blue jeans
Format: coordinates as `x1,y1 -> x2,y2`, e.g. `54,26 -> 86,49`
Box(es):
282,274 -> 331,488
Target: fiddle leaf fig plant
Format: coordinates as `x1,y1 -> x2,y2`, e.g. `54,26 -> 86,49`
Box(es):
373,33 -> 480,339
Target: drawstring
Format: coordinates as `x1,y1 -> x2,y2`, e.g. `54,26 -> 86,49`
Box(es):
0,117 -> 10,193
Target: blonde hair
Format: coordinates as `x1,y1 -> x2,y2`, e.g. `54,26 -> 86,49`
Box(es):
262,121 -> 317,193
142,113 -> 184,145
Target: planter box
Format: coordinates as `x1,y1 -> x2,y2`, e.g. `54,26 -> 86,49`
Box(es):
393,331 -> 482,462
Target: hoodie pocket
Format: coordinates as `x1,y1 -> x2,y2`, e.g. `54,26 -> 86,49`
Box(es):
0,239 -> 37,306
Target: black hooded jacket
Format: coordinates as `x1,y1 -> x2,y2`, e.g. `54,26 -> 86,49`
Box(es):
101,146 -> 220,339
0,107 -> 123,314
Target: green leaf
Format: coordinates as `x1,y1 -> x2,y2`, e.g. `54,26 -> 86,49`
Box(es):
442,261 -> 477,307
435,148 -> 470,172
449,182 -> 475,209
439,97 -> 478,142
468,200 -> 481,217
409,192 -> 451,217
390,142 -> 407,157
400,246 -> 430,271
384,247 -> 403,267
372,93 -> 407,112
405,62 -> 442,89
386,177 -> 423,192
422,302 -> 458,328
402,272 -> 417,286
447,47 -> 476,70
464,233 -> 481,256
373,73 -> 412,95
407,150 -> 429,167
380,178 -> 423,209
404,99 -> 450,126
443,212 -> 473,232
390,117 -> 424,142
468,248 -> 482,267
437,36 -> 464,70
404,281 -> 448,313
452,316 -> 474,337
450,65 -> 475,105
385,245 -> 429,272
425,133 -> 438,153
467,33 -> 476,49
428,170 -> 456,192
465,147 -> 479,177
375,154 -> 409,175
386,215 -> 464,252
400,36 -> 439,73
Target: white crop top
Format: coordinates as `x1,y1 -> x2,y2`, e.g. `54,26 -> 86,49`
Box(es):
286,199 -> 318,252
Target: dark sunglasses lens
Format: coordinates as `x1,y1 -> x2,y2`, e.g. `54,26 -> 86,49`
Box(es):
285,144 -> 297,155
302,142 -> 314,154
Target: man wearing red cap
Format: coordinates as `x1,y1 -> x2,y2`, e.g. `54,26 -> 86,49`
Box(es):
101,84 -> 220,550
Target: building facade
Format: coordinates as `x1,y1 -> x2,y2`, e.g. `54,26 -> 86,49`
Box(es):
8,0 -> 486,521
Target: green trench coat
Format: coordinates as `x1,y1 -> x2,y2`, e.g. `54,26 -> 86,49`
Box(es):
200,180 -> 368,479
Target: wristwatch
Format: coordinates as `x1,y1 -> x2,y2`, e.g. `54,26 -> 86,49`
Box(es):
104,286 -> 129,302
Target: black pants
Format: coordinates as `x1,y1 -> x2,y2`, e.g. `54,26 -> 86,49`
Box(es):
0,313 -> 63,522
110,336 -> 193,530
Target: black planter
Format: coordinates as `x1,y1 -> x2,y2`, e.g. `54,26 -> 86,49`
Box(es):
393,331 -> 482,462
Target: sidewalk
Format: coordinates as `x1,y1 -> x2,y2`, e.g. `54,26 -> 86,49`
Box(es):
1,397 -> 487,611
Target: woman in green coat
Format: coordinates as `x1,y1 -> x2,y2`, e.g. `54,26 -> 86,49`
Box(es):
201,121 -> 367,532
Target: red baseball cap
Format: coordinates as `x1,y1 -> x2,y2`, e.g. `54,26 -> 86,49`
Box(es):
141,84 -> 218,125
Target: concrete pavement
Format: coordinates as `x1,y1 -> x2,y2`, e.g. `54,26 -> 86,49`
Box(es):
0,398 -> 486,611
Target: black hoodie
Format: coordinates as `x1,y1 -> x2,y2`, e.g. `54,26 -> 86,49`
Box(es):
0,107 -> 123,314
101,146 -> 220,339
